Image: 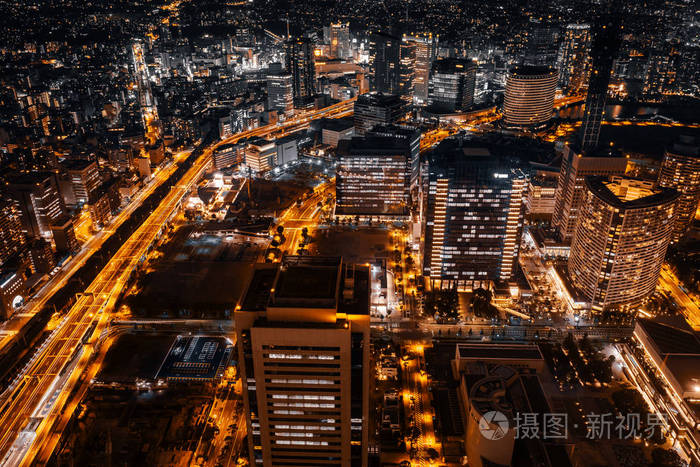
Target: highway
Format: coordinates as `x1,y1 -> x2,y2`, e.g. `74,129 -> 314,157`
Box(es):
0,98 -> 357,466
658,265 -> 700,331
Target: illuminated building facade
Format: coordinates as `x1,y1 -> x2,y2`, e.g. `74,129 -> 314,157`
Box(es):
335,135 -> 412,219
656,136 -> 700,243
568,177 -> 679,312
427,58 -> 477,112
329,22 -> 351,60
422,142 -> 527,290
0,198 -> 26,267
502,66 -> 557,129
552,145 -> 627,242
235,256 -> 370,467
402,33 -> 438,105
353,92 -> 406,136
7,172 -> 66,241
285,37 -> 316,106
245,138 -> 277,173
65,159 -> 101,206
558,23 -> 591,95
266,74 -> 294,112
369,31 -> 400,94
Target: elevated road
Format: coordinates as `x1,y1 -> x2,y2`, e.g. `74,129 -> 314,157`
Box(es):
0,98 -> 356,466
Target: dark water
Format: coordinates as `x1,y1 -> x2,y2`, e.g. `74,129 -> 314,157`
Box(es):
558,103 -> 699,124
557,103 -> 700,159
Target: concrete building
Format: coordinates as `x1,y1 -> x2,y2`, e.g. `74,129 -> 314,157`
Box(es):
245,138 -> 277,173
552,145 -> 627,242
558,24 -> 591,95
64,159 -> 101,206
50,215 -> 80,255
428,58 -> 477,112
266,74 -> 294,112
366,125 -> 421,191
656,136 -> 700,243
568,176 -> 679,313
502,66 -> 558,129
0,197 -> 26,267
402,33 -> 438,105
285,37 -> 316,106
335,135 -> 412,219
275,135 -> 299,166
235,256 -> 370,467
329,22 -> 351,60
369,31 -> 400,94
353,92 -> 406,136
213,143 -> 245,170
7,172 -> 66,241
319,118 -> 354,148
422,141 -> 528,290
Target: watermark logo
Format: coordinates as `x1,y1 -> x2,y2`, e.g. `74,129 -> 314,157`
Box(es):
478,411 -> 509,440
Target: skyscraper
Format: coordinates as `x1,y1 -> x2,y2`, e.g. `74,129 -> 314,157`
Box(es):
558,24 -> 592,95
366,124 -> 421,190
398,40 -> 416,97
369,31 -> 400,94
568,177 -> 678,313
7,172 -> 66,241
657,136 -> 700,243
524,19 -> 560,67
552,146 -> 627,242
266,74 -> 294,112
0,197 -> 25,267
285,37 -> 316,106
427,58 -> 477,112
402,33 -> 438,105
579,7 -> 622,152
422,140 -> 528,290
502,66 -> 558,129
335,135 -> 412,219
329,22 -> 351,59
235,256 -> 370,467
353,92 -> 407,136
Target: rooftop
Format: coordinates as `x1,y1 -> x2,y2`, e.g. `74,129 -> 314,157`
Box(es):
508,65 -> 557,77
457,343 -> 544,361
587,176 -> 680,209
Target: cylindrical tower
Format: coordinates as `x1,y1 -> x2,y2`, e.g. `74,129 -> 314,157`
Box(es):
503,66 -> 557,129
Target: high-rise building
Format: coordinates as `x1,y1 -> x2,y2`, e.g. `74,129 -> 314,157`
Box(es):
502,66 -> 558,129
235,256 -> 370,467
558,24 -> 591,95
366,124 -> 421,190
329,22 -> 351,60
643,42 -> 681,97
0,197 -> 25,267
369,31 -> 400,94
422,140 -> 528,290
353,92 -> 406,136
524,19 -> 560,67
285,37 -> 316,106
7,172 -> 66,241
579,8 -> 622,152
64,159 -> 101,206
244,138 -> 277,173
427,58 -> 477,112
657,136 -> 700,243
552,145 -> 627,242
398,40 -> 416,97
336,135 -> 412,219
266,74 -> 294,112
402,33 -> 438,105
568,176 -> 678,313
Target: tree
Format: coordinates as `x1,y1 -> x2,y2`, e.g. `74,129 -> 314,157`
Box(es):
472,288 -> 497,318
277,225 -> 284,235
424,288 -> 459,321
651,448 -> 684,467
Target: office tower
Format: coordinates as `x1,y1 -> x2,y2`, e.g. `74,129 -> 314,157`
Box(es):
7,172 -> 66,241
579,7 -> 622,152
245,138 -> 277,173
643,42 -> 681,97
402,33 -> 438,105
353,92 -> 406,136
657,136 -> 700,243
552,145 -> 627,242
50,215 -> 80,254
64,159 -> 101,206
366,124 -> 421,190
398,40 -> 416,97
524,19 -> 560,67
0,197 -> 25,266
266,74 -> 294,112
427,58 -> 477,112
329,22 -> 351,59
502,66 -> 558,129
558,24 -> 592,95
422,140 -> 528,290
285,37 -> 316,105
235,256 -> 370,467
568,176 -> 678,313
336,135 -> 412,219
369,31 -> 400,94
